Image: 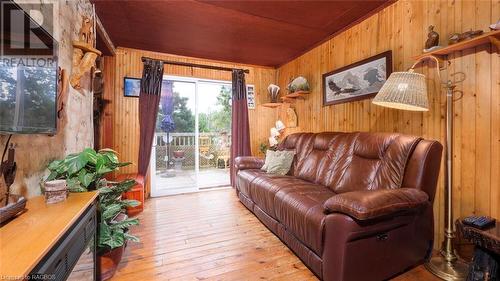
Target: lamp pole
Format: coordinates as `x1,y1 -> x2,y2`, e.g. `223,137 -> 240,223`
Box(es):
425,80 -> 468,280
372,56 -> 470,280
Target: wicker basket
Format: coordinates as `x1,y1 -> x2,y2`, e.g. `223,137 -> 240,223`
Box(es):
0,194 -> 27,224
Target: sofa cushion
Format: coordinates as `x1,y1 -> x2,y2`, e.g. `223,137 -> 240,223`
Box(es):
323,188 -> 429,220
294,132 -> 338,183
234,156 -> 264,171
295,132 -> 358,187
236,169 -> 265,198
330,133 -> 422,193
278,132 -> 315,176
277,132 -> 422,193
251,175 -> 318,220
274,185 -> 335,255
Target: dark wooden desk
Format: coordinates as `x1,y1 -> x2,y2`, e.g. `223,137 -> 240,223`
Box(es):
456,219 -> 500,280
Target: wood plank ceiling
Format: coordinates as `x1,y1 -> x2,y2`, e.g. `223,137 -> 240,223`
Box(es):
93,0 -> 392,67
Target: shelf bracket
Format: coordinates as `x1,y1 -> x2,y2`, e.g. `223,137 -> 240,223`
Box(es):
489,35 -> 500,51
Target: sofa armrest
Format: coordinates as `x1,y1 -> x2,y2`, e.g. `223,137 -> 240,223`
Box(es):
234,156 -> 264,170
323,188 -> 429,220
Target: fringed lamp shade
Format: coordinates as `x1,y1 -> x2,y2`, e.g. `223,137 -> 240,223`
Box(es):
372,71 -> 429,111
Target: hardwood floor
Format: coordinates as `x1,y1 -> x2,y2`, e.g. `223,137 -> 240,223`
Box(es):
112,189 -> 441,281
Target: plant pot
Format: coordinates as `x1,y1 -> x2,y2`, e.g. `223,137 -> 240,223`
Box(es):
98,245 -> 125,281
99,212 -> 128,280
111,212 -> 128,224
173,150 -> 185,158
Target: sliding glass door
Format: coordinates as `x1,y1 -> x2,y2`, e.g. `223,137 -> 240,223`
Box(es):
150,77 -> 232,197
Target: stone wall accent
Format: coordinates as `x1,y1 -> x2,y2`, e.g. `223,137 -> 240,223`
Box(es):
0,0 -> 94,198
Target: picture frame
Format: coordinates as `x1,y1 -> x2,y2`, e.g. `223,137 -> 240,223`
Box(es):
246,85 -> 255,109
322,50 -> 392,106
124,77 -> 141,97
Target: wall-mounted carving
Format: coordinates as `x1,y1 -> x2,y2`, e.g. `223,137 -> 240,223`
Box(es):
286,107 -> 297,128
79,16 -> 94,46
57,67 -> 68,121
70,16 -> 101,89
448,29 -> 484,45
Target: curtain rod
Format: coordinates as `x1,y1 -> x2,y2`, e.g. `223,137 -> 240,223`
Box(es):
141,56 -> 250,74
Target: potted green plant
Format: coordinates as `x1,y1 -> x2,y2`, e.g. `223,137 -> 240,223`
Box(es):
45,148 -> 140,280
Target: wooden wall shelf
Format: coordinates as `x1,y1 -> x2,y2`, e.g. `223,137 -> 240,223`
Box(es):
280,91 -> 310,103
414,30 -> 500,60
261,103 -> 283,108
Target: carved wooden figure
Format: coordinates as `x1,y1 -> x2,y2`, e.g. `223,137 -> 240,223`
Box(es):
425,25 -> 440,49
70,49 -> 98,89
57,67 -> 68,121
286,107 -> 297,128
79,16 -> 94,46
449,29 -> 484,45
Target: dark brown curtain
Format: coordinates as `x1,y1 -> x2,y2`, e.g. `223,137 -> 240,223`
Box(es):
230,69 -> 251,187
138,59 -> 164,177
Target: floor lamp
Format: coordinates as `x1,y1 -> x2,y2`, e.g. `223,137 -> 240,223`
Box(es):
372,55 -> 468,280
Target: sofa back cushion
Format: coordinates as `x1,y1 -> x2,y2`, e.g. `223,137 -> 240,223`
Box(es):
331,132 -> 421,193
294,132 -> 342,182
279,132 -> 422,193
278,132 -> 315,176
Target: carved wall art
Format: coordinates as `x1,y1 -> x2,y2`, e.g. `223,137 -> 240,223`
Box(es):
448,29 -> 484,45
57,67 -> 69,121
70,16 -> 102,89
286,107 -> 297,128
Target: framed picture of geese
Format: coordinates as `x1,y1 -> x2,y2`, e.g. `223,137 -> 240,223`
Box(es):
322,50 -> 392,106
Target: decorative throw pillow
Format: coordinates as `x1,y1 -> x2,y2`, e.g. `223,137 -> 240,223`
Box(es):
265,150 -> 295,175
261,150 -> 275,171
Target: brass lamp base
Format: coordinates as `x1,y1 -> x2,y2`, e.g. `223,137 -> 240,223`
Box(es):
425,256 -> 469,281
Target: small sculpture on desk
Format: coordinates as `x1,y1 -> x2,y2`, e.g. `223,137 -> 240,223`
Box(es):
424,25 -> 441,52
449,29 -> 484,45
44,180 -> 68,204
0,141 -> 26,224
1,142 -> 17,205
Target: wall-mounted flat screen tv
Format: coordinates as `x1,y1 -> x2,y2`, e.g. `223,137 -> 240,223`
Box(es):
0,1 -> 58,134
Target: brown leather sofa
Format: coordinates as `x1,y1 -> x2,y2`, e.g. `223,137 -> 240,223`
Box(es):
234,132 -> 442,281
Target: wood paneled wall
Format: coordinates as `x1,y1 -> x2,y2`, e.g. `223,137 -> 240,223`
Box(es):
102,0 -> 498,249
101,47 -> 277,177
276,0 -> 499,248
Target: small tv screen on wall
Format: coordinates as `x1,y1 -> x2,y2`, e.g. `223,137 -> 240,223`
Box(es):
0,1 -> 58,134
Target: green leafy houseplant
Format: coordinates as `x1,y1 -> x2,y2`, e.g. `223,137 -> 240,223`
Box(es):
97,180 -> 140,250
259,143 -> 268,156
46,148 -> 140,252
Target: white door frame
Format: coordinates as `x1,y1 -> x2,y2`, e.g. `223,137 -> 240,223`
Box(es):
150,76 -> 236,197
